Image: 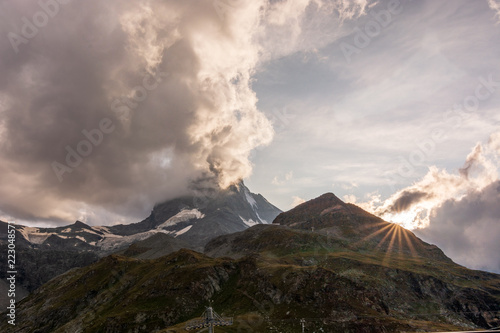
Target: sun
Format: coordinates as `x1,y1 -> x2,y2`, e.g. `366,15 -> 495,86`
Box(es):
380,202 -> 436,230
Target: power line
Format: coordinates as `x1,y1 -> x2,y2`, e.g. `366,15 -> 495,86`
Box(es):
185,302 -> 233,333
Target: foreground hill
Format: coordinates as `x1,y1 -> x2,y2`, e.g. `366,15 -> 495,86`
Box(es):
2,193 -> 500,332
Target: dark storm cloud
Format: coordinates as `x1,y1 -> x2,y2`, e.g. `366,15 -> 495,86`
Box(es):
459,144 -> 483,179
383,190 -> 430,214
370,130 -> 500,271
416,180 -> 500,273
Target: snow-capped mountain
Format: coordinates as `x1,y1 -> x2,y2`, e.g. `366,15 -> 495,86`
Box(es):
13,181 -> 282,253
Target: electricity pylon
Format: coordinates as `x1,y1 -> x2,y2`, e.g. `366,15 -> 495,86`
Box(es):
186,303 -> 233,333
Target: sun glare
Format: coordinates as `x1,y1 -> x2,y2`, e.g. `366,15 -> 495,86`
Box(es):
381,204 -> 433,230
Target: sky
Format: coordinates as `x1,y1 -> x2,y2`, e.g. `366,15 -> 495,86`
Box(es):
0,0 -> 499,272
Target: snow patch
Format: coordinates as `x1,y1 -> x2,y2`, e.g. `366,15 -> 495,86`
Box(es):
97,231 -> 159,251
61,227 -> 101,236
77,228 -> 101,236
255,211 -> 269,224
242,187 -> 268,223
92,226 -> 111,233
75,236 -> 86,243
17,227 -> 38,242
239,216 -> 260,228
19,228 -> 54,244
157,209 -> 204,229
98,233 -> 122,238
243,188 -> 257,209
175,225 -> 192,237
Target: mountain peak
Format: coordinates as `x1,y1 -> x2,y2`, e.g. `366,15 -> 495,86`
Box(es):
273,192 -> 349,228
272,193 -> 451,262
73,220 -> 91,229
294,192 -> 347,210
273,191 -> 388,231
108,182 -> 282,249
316,192 -> 346,204
319,192 -> 342,199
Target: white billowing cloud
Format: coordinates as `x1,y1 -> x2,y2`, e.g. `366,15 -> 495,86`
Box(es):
342,194 -> 357,203
341,182 -> 358,190
265,0 -> 315,26
0,0 -> 275,223
416,180 -> 500,273
488,130 -> 500,152
368,132 -> 500,230
488,0 -> 500,23
272,171 -> 294,185
355,192 -> 383,213
291,195 -> 307,208
356,130 -> 500,272
258,0 -> 371,60
334,0 -> 370,21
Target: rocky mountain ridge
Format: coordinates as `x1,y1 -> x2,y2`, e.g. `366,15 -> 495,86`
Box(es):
0,182 -> 281,308
14,181 -> 281,252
